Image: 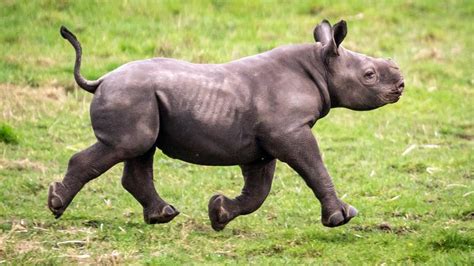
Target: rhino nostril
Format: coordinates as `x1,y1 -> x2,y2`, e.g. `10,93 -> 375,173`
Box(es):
397,81 -> 405,89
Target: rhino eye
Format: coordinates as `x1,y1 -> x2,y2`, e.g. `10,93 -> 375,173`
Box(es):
364,70 -> 376,80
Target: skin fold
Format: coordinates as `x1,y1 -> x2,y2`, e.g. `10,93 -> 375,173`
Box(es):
48,19 -> 404,230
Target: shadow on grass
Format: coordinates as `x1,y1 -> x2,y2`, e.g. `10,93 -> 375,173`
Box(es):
431,230 -> 473,251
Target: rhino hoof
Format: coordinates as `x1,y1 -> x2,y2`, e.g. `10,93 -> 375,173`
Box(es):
208,194 -> 233,231
144,204 -> 179,224
323,205 -> 358,228
48,182 -> 68,219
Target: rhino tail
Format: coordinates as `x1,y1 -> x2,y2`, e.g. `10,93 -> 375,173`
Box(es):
60,26 -> 101,93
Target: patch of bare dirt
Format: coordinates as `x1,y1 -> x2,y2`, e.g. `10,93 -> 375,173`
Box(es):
352,222 -> 416,235
0,220 -> 42,258
414,47 -> 444,61
15,240 -> 41,254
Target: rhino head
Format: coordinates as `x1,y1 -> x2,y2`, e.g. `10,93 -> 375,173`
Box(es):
315,20 -> 405,111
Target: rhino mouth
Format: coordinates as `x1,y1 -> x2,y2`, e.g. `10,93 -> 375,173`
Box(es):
381,80 -> 404,104
389,88 -> 403,102
379,88 -> 402,104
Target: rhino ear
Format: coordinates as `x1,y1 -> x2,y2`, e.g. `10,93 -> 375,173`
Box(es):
314,19 -> 333,44
332,20 -> 347,49
316,19 -> 347,58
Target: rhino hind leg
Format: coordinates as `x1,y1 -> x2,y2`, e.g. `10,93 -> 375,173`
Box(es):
48,141 -> 136,218
208,159 -> 276,231
48,109 -> 160,219
121,147 -> 179,224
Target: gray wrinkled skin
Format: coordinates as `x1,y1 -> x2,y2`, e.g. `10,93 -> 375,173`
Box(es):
48,20 -> 404,230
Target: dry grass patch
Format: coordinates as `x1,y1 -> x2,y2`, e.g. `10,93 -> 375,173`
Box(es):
0,84 -> 67,123
0,158 -> 47,173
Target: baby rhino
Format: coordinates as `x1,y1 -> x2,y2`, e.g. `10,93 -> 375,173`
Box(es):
48,19 -> 404,231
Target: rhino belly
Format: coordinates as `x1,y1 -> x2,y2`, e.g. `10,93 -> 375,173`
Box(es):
156,119 -> 265,166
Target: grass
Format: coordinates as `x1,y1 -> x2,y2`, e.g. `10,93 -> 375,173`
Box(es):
0,0 -> 473,264
0,123 -> 19,145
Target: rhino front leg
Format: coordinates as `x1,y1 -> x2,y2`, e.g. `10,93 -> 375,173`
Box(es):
122,148 -> 179,224
208,159 -> 276,231
262,127 -> 357,227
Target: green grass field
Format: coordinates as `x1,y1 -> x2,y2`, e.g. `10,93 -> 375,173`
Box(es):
1,0 -> 473,264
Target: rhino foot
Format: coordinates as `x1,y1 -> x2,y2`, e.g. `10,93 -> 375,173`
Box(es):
322,201 -> 358,227
144,204 -> 179,224
208,194 -> 236,231
48,181 -> 71,219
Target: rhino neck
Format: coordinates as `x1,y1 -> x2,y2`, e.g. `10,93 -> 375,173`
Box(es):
281,43 -> 332,119
225,44 -> 332,120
